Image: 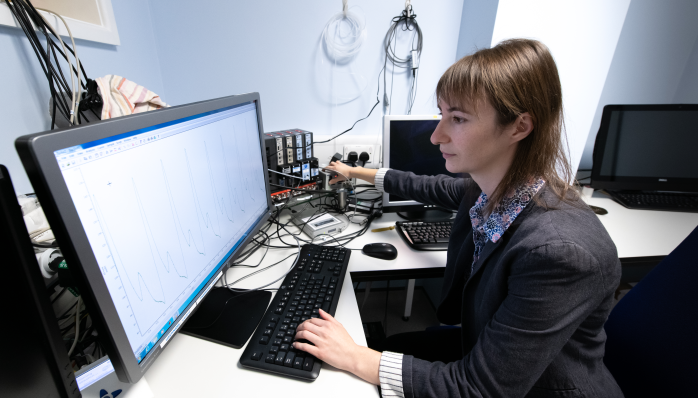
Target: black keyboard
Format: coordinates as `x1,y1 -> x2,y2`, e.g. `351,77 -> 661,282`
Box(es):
395,220 -> 453,251
610,191 -> 698,212
239,244 -> 350,380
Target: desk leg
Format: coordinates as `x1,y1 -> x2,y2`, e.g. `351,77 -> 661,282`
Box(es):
403,279 -> 415,321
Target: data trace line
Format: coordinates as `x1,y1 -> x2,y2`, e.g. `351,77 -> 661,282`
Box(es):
204,141 -> 235,223
184,149 -> 222,239
132,178 -> 189,282
232,123 -> 258,202
246,117 -> 267,193
220,135 -> 244,214
93,196 -> 166,306
161,160 -> 206,256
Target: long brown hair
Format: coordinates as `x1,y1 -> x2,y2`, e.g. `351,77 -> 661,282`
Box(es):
436,38 -> 576,213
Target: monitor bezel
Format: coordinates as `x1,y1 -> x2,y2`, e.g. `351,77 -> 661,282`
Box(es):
590,104 -> 698,193
15,93 -> 275,383
382,115 -> 448,212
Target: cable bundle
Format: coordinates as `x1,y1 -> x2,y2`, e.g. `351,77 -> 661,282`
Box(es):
322,0 -> 366,62
383,2 -> 422,115
4,0 -> 101,128
317,2 -> 425,143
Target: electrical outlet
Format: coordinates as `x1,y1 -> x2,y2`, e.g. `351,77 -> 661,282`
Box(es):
343,145 -> 379,167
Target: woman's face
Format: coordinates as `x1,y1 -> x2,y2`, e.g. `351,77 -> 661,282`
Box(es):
431,98 -> 519,178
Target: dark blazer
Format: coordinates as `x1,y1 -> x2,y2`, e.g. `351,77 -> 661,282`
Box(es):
384,170 -> 623,398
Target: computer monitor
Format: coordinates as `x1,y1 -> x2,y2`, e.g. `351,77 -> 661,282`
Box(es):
0,165 -> 81,398
591,104 -> 698,193
382,115 -> 458,220
16,93 -> 275,383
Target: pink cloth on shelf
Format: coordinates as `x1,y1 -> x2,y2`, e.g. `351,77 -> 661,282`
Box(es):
95,75 -> 168,120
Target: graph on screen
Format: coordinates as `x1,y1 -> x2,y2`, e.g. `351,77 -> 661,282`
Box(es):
57,105 -> 268,354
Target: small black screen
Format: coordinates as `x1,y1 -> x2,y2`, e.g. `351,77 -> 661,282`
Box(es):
388,120 -> 457,202
598,110 -> 698,179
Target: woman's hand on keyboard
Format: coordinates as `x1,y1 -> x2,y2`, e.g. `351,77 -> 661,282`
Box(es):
293,309 -> 381,384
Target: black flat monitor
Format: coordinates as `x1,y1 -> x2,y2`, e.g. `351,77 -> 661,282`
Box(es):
382,115 -> 458,220
0,165 -> 81,398
591,104 -> 698,193
16,93 -> 275,383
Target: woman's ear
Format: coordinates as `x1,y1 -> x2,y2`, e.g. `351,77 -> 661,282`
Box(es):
511,113 -> 534,143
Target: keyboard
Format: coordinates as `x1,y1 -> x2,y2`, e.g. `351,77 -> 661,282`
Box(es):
239,244 -> 350,380
610,191 -> 698,212
395,220 -> 453,251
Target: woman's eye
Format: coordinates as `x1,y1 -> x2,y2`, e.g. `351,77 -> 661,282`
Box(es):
453,116 -> 465,123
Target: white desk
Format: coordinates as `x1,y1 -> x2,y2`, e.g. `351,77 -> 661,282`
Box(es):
584,190 -> 698,258
145,220 -> 380,397
143,190 -> 698,396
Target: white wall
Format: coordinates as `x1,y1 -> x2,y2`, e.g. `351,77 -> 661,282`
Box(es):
0,0 -> 165,194
490,0 -> 631,177
579,0 -> 698,170
147,0 -> 463,156
455,0 -> 499,59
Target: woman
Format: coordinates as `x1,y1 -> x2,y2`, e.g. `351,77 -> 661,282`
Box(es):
293,39 -> 623,397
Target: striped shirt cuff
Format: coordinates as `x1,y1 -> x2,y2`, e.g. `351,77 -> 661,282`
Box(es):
379,351 -> 404,397
374,168 -> 390,193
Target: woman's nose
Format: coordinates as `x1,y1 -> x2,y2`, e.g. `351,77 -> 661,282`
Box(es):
431,119 -> 448,145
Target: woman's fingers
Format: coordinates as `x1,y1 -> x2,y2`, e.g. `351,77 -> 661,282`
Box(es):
296,320 -> 324,337
292,340 -> 320,357
294,329 -> 318,343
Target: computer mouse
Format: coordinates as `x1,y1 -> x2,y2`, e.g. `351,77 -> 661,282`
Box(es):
589,205 -> 608,215
362,243 -> 398,260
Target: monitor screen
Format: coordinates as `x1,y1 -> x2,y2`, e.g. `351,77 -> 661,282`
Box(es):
383,116 -> 458,209
598,109 -> 698,179
16,94 -> 273,382
592,105 -> 698,192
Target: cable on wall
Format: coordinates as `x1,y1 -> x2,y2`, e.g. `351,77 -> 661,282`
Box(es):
322,0 -> 366,62
319,2 -> 425,144
383,1 -> 423,115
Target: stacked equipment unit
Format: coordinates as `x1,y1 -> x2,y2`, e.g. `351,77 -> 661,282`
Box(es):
262,129 -> 320,201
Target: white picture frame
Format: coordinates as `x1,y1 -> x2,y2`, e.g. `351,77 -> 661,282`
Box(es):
0,0 -> 120,46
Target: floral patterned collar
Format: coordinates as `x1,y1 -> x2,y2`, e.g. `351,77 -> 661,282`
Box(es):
468,178 -> 546,268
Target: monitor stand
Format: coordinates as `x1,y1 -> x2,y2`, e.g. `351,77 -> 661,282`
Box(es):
181,288 -> 271,349
397,209 -> 454,222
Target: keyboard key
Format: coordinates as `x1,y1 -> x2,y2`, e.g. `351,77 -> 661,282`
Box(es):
269,345 -> 279,354
293,356 -> 304,369
265,354 -> 276,363
251,351 -> 261,361
303,357 -> 315,371
284,352 -> 296,367
273,339 -> 282,346
280,344 -> 289,351
275,352 -> 286,365
259,336 -> 269,345
283,336 -> 293,344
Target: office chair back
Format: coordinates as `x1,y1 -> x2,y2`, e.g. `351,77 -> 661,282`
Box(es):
603,226 -> 698,397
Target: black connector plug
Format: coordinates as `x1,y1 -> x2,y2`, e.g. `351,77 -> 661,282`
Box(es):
347,151 -> 358,167
358,151 -> 370,167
